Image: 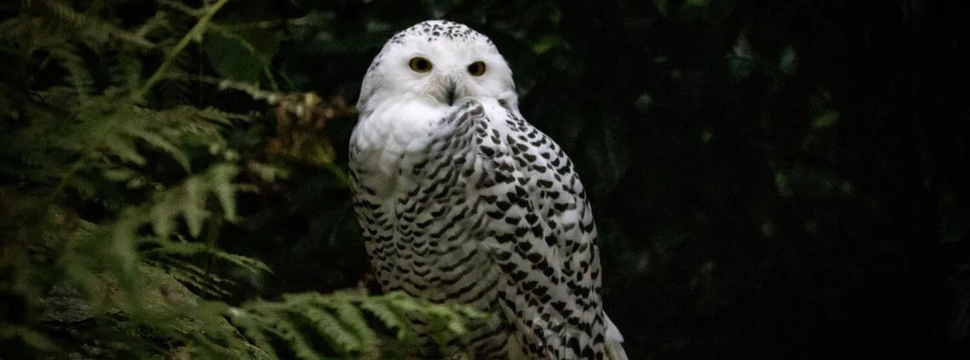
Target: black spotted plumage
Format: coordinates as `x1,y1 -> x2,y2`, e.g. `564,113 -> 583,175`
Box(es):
350,20 -> 627,360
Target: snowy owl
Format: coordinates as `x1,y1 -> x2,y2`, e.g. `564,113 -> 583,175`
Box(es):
349,20 -> 628,360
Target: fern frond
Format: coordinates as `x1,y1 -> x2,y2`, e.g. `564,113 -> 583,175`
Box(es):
48,45 -> 95,100
216,79 -> 282,104
141,236 -> 271,275
142,164 -> 237,237
270,314 -> 325,360
357,297 -> 405,335
145,257 -> 233,298
299,304 -> 362,353
101,135 -> 148,166
37,0 -> 153,49
208,163 -> 239,220
230,291 -> 483,359
133,10 -> 172,39
139,0 -> 230,97
1,1 -> 290,358
157,0 -> 204,18
228,305 -> 278,355
330,299 -> 380,349
193,106 -> 252,124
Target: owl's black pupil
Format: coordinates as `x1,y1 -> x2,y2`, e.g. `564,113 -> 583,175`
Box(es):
468,62 -> 484,75
416,59 -> 428,69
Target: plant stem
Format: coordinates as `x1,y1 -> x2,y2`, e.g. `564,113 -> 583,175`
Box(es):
47,0 -> 231,202
137,0 -> 230,100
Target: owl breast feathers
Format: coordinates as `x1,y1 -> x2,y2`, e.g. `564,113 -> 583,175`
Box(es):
349,20 -> 627,360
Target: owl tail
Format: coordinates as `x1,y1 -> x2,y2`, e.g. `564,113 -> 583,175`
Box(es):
604,314 -> 629,360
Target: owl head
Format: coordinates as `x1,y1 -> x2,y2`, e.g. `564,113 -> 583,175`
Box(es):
357,20 -> 519,117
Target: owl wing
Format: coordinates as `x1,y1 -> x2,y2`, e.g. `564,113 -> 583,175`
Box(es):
445,99 -> 609,359
348,143 -> 395,293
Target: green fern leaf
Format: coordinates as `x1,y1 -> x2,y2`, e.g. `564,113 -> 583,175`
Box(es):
125,127 -> 192,173
102,136 -> 146,166
182,177 -> 209,237
49,46 -> 95,99
228,307 -> 278,355
265,310 -> 325,360
358,298 -> 403,332
141,236 -> 271,276
38,0 -> 154,49
209,164 -> 239,221
331,298 -> 379,349
300,305 -> 361,353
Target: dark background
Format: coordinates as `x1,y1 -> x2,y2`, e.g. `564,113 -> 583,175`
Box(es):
2,0 -> 969,359
259,1 -> 969,358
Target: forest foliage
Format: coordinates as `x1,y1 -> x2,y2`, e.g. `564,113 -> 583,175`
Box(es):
1,0 -> 968,359
0,1 -> 478,358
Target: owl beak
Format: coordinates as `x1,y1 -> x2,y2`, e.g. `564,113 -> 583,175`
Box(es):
445,80 -> 457,106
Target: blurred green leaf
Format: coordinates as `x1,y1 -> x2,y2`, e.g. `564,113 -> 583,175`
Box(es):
202,30 -> 277,84
812,110 -> 840,129
656,0 -> 670,17
532,34 -> 567,54
728,55 -> 755,80
701,127 -> 714,144
779,45 -> 797,75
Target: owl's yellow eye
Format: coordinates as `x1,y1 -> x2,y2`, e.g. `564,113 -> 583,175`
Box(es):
409,57 -> 433,73
467,61 -> 486,76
